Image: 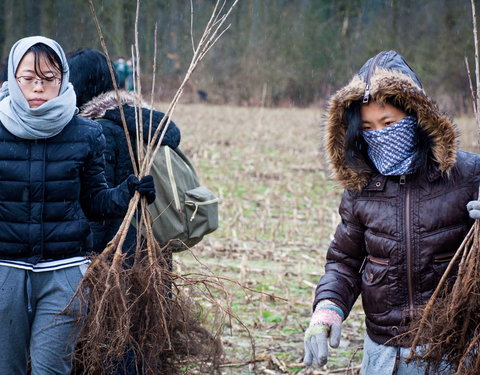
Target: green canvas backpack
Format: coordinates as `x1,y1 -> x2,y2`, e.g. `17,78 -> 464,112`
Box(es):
147,146 -> 219,252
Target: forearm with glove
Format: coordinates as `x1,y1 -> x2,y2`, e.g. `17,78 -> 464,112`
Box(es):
303,299 -> 344,367
467,200 -> 480,219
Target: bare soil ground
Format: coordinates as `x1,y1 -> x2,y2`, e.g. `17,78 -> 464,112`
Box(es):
168,103 -> 478,375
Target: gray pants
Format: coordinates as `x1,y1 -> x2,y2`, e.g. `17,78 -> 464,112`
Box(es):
0,265 -> 84,375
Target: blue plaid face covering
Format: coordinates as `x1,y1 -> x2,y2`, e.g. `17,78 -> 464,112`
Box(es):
362,116 -> 418,176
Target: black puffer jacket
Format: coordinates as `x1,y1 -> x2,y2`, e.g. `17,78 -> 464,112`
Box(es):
0,115 -> 131,262
314,51 -> 480,345
80,90 -> 181,252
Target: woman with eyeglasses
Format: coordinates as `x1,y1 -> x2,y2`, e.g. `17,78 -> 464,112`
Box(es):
0,36 -> 156,375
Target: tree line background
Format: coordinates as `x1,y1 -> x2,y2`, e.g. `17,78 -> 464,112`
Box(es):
0,0 -> 476,113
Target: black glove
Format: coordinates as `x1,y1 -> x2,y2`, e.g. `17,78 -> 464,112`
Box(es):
126,174 -> 156,204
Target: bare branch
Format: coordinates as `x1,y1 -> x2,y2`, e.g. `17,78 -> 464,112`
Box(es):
147,23 -> 158,148
131,44 -> 142,176
190,0 -> 196,53
87,0 -> 138,176
472,0 -> 480,129
200,23 -> 232,61
465,56 -> 477,117
134,0 -> 145,171
144,0 -> 240,174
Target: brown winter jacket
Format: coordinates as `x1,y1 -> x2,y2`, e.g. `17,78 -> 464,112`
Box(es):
314,51 -> 480,345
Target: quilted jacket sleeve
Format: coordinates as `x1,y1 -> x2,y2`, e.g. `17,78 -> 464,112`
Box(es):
80,124 -> 131,220
313,189 -> 367,319
97,119 -> 133,187
140,107 -> 181,148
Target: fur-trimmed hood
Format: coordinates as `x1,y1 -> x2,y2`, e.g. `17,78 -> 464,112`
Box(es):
78,89 -> 181,148
326,50 -> 458,190
80,90 -> 147,119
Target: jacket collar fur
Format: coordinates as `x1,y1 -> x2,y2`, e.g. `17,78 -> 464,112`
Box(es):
325,50 -> 458,190
80,90 -> 147,119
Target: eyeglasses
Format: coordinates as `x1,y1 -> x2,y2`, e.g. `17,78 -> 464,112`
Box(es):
16,76 -> 61,88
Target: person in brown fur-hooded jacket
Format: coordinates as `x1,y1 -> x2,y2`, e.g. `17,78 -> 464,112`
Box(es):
303,51 -> 480,374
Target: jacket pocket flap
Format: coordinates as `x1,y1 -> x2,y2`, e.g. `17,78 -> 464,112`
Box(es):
362,260 -> 389,286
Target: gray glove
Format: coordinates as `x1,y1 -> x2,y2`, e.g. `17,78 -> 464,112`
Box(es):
467,200 -> 480,219
303,300 -> 343,367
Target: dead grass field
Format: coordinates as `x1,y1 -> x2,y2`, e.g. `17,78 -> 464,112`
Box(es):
167,103 -> 479,375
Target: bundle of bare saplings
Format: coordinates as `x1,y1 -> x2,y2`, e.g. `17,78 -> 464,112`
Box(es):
405,221 -> 480,374
405,2 -> 480,374
67,1 -> 239,374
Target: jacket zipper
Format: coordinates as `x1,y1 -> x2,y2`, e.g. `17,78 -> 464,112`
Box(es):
363,52 -> 386,103
164,147 -> 181,213
185,198 -> 219,222
37,140 -> 47,257
400,174 -> 414,319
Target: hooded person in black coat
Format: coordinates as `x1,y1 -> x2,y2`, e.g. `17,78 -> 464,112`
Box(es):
68,48 -> 181,254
